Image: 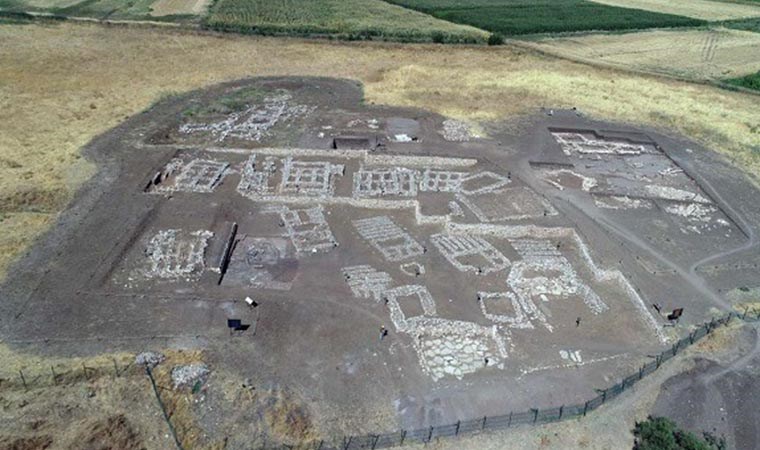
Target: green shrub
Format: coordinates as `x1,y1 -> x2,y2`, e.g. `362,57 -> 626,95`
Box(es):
487,32 -> 503,45
725,71 -> 760,92
633,416 -> 725,450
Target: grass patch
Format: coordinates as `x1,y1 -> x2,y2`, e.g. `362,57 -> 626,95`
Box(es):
182,86 -> 270,117
723,16 -> 760,32
203,0 -> 488,43
49,0 -> 156,19
725,71 -> 760,91
386,0 -> 706,35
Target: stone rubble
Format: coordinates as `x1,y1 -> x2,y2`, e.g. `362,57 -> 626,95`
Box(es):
179,91 -> 314,142
135,351 -> 165,368
171,364 -> 210,389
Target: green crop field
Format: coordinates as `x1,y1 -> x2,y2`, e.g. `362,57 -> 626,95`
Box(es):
723,17 -> 760,32
726,71 -> 760,91
385,0 -> 706,35
204,0 -> 488,43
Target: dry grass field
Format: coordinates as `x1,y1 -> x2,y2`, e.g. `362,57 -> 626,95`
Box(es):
587,0 -> 760,20
527,27 -> 760,80
0,343 -> 207,449
149,0 -> 211,16
0,21 -> 759,279
1,319 -> 749,449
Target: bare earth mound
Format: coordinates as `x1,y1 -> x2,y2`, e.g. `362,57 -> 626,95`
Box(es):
2,76 -> 759,448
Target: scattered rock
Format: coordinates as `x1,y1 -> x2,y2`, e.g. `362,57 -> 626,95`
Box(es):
171,364 -> 210,389
135,351 -> 165,368
440,119 -> 473,142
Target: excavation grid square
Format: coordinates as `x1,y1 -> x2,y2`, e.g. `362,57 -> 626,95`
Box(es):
552,132 -> 651,157
342,265 -> 393,300
174,159 -> 229,192
142,229 -> 213,280
279,158 -> 343,197
353,168 -> 417,197
266,205 -> 337,254
431,234 -> 511,274
419,170 -> 468,193
353,216 -> 425,261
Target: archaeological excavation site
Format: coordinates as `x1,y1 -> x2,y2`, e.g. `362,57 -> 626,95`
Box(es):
3,77 -> 759,448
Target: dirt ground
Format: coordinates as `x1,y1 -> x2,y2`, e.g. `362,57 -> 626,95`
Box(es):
651,322 -> 760,450
2,22 -> 760,280
527,27 -> 760,80
1,316 -> 752,449
1,74 -> 759,448
586,0 -> 760,20
398,320 -> 753,450
2,20 -> 760,450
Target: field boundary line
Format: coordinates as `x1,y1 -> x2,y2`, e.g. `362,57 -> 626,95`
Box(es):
509,37 -> 760,96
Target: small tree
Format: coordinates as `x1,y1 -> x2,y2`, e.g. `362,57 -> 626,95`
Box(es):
633,416 -> 724,450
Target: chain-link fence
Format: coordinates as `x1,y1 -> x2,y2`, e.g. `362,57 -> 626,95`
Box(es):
263,308 -> 760,450
2,309 -> 758,450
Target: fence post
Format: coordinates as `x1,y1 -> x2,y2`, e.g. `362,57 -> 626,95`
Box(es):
455,420 -> 460,436
481,416 -> 487,430
532,408 -> 539,423
316,440 -> 323,450
113,358 -> 120,377
51,366 -> 57,385
82,362 -> 88,380
583,401 -> 589,416
427,426 -> 433,442
508,411 -> 512,427
602,389 -> 607,403
559,405 -> 564,420
689,331 -> 694,344
400,430 -> 406,445
371,435 -> 379,450
639,366 -> 643,380
19,370 -> 27,391
343,436 -> 352,450
621,379 -> 626,392
743,307 -> 749,320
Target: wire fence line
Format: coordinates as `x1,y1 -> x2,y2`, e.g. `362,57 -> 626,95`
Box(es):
1,309 -> 758,450
0,357 -> 141,391
264,308 -> 760,450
